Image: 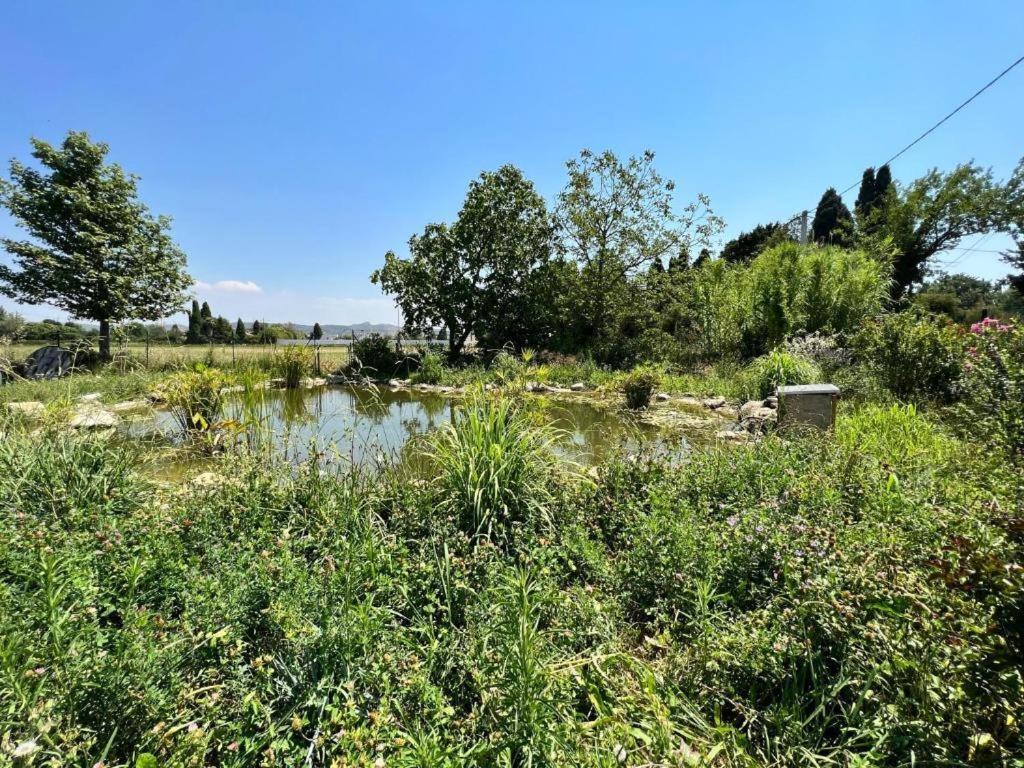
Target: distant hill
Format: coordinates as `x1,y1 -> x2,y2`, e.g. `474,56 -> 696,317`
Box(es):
283,322 -> 401,339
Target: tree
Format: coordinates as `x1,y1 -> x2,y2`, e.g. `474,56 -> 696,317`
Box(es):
437,326 -> 448,341
186,299 -> 202,343
667,243 -> 690,272
0,131 -> 191,360
212,316 -> 233,342
720,222 -> 790,264
373,165 -> 552,355
168,324 -> 182,343
1004,239 -> 1024,298
811,188 -> 854,246
554,149 -> 722,355
311,322 -> 323,341
0,306 -> 24,337
251,319 -> 262,336
235,317 -> 247,341
879,160 -> 1024,299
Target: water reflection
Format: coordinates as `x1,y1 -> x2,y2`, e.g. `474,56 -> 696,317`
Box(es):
146,385 -> 665,467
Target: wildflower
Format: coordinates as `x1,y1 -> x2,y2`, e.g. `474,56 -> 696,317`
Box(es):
726,515 -> 739,528
12,740 -> 40,758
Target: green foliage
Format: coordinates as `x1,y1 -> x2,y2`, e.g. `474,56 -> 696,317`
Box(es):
373,165 -> 551,355
425,395 -> 563,547
720,221 -> 791,264
619,364 -> 661,409
811,187 -> 853,246
872,159 -> 1024,298
161,366 -> 229,435
347,333 -> 399,378
0,131 -> 192,359
272,345 -> 310,388
743,348 -> 823,399
411,348 -> 443,384
959,318 -> 1024,458
854,311 -> 964,402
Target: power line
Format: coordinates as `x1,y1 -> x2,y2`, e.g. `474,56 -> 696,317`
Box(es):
785,52 -> 1024,228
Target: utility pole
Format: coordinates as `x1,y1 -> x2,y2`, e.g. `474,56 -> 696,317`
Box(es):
799,210 -> 809,245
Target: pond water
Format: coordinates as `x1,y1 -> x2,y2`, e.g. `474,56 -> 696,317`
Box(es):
135,385 -> 672,469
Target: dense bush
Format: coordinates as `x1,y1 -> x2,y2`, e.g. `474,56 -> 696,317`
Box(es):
743,347 -> 823,398
410,348 -> 444,384
271,344 -> 310,388
347,333 -> 400,377
854,311 -> 964,402
160,366 -> 229,435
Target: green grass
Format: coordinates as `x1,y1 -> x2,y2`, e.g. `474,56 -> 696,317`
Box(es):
0,396 -> 1019,765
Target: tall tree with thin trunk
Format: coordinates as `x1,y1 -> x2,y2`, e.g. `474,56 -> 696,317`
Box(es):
0,131 -> 191,360
554,149 -> 722,355
811,188 -> 854,246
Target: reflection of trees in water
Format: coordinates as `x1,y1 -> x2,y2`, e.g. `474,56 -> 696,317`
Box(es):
349,386 -> 389,422
279,389 -> 314,424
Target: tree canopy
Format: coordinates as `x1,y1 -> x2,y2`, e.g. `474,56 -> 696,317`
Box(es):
720,222 -> 790,264
0,131 -> 192,359
373,164 -> 551,355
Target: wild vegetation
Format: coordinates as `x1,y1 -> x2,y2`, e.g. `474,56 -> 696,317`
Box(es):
1,133 -> 1023,765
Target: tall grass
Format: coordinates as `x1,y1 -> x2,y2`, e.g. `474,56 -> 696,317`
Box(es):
161,366 -> 229,437
425,394 -> 565,546
272,345 -> 311,388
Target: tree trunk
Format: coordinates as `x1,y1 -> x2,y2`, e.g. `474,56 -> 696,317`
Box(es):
99,318 -> 111,362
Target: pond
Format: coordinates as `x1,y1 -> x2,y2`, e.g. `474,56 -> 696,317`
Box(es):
133,385 -> 677,470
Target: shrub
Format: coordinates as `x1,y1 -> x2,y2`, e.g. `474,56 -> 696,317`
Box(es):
272,345 -> 310,388
959,318 -> 1023,458
621,328 -> 680,367
620,364 -> 661,409
853,311 -> 964,402
411,348 -> 444,384
347,333 -> 399,378
425,395 -> 563,547
491,349 -> 526,387
743,348 -> 823,399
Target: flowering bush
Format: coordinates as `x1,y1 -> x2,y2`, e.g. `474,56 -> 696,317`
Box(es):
959,317 -> 1023,458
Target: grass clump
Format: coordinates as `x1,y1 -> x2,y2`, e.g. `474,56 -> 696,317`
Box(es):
619,364 -> 661,409
411,348 -> 444,384
161,366 -> 229,436
425,394 -> 564,547
743,347 -> 823,399
271,344 -> 310,388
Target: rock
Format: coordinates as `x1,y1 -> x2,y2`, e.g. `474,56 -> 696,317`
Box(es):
7,401 -> 45,418
438,386 -> 454,393
388,378 -> 404,388
303,377 -> 327,387
220,385 -> 244,394
22,346 -> 75,379
78,392 -> 103,403
763,396 -> 778,409
326,373 -> 349,385
147,391 -> 167,404
110,399 -> 150,413
266,378 -> 286,389
654,392 -> 671,401
702,397 -> 727,409
739,400 -> 767,419
716,429 -> 752,443
570,382 -> 587,392
69,405 -> 118,429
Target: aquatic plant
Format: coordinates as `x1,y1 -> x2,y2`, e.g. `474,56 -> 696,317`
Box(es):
162,365 -> 229,436
272,345 -> 310,388
619,364 -> 661,409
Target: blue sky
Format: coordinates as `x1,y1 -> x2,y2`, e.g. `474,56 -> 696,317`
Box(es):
2,1 -> 1022,325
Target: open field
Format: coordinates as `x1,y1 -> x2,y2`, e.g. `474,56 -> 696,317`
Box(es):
1,341 -> 351,371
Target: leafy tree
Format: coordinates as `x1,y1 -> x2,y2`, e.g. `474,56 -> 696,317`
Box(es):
1002,238 -> 1024,298
554,149 -> 722,355
693,248 -> 711,267
916,272 -> 996,317
212,316 -> 233,343
0,306 -> 24,337
251,319 -> 262,336
720,222 -> 790,264
879,160 -> 1024,299
311,322 -> 323,341
0,131 -> 191,360
168,324 -> 183,343
235,317 -> 247,341
374,165 -> 551,355
667,243 -> 690,272
811,187 -> 853,246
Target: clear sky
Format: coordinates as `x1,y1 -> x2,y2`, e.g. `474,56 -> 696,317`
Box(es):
2,1 -> 1022,326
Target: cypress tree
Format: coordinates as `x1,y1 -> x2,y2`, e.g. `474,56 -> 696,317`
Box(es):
235,318 -> 246,341
855,168 -> 876,221
811,188 -> 853,246
311,322 -> 323,340
186,299 -> 202,343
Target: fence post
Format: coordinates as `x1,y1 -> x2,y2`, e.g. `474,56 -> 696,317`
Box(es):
231,339 -> 236,367
145,328 -> 151,368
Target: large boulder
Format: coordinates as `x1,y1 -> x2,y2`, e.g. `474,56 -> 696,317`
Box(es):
69,405 -> 118,429
22,346 -> 76,380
